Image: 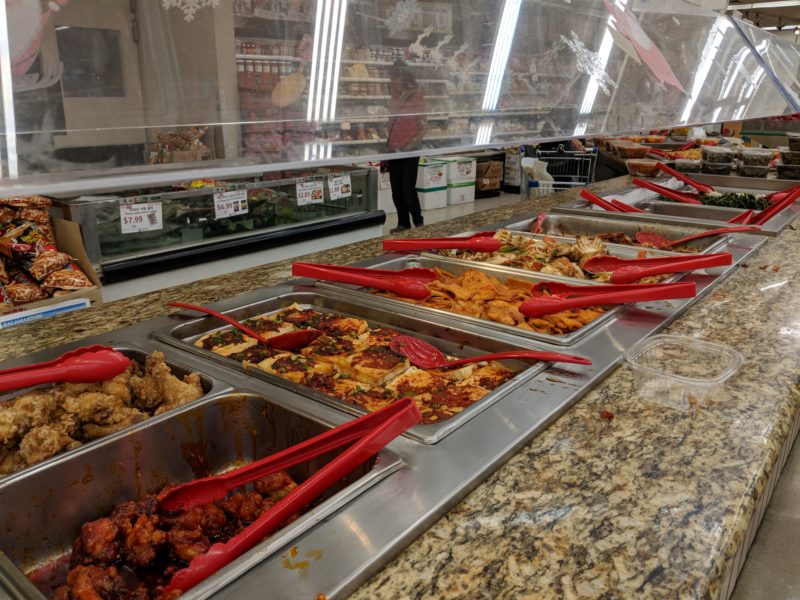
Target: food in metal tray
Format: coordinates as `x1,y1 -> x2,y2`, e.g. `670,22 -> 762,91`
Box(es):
441,230 -> 669,283
373,267 -> 605,335
0,352 -> 204,475
28,471 -> 299,600
195,305 -> 516,424
589,232 -> 699,253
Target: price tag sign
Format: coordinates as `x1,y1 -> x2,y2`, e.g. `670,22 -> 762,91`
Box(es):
214,189 -> 249,219
297,180 -> 324,206
328,174 -> 352,200
120,201 -> 163,234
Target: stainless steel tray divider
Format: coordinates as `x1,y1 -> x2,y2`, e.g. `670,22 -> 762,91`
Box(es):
152,286 -> 547,444
0,391 -> 404,600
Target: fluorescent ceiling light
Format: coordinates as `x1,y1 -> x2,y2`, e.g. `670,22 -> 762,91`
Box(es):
482,0 -> 522,111
729,1 -> 800,9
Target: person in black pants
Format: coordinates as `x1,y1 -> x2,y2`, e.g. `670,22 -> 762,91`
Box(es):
386,61 -> 427,233
387,156 -> 423,231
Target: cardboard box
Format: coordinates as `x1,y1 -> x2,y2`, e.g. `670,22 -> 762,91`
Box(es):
477,160 -> 504,180
477,177 -> 502,191
418,189 -> 447,210
447,182 -> 475,205
416,160 -> 447,189
438,156 -> 476,185
1,218 -> 103,323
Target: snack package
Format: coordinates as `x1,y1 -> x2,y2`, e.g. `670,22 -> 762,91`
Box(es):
26,249 -> 71,281
0,282 -> 13,311
1,195 -> 52,208
42,262 -> 94,291
5,265 -> 48,304
0,223 -> 52,260
0,256 -> 8,284
0,206 -> 16,223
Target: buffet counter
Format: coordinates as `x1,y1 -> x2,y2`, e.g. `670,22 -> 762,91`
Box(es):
3,175 -> 799,599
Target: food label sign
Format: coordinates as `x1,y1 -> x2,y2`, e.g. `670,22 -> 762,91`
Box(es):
120,200 -> 163,234
297,180 -> 324,206
214,189 -> 249,219
328,174 -> 352,200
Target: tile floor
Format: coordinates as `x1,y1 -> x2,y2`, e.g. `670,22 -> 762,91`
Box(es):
730,435 -> 800,600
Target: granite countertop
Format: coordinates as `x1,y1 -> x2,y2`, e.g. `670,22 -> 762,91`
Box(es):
2,176 -> 799,599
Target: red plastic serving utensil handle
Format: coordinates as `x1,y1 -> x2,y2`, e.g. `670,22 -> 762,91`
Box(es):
532,281 -> 691,297
583,252 -> 733,273
631,178 -> 703,205
752,186 -> 800,225
766,184 -> 800,201
676,140 -> 696,151
443,350 -> 592,368
162,398 -> 421,597
530,212 -> 547,234
656,163 -> 714,193
292,263 -> 438,282
0,345 -> 112,376
669,226 -> 760,246
167,301 -> 273,345
291,263 -> 430,300
383,236 -> 502,252
728,209 -> 754,224
519,282 -> 696,317
610,199 -> 646,213
580,189 -> 619,212
648,147 -> 669,157
159,397 -> 420,512
609,255 -> 731,284
0,352 -> 131,393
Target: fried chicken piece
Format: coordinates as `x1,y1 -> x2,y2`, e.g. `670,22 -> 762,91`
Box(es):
124,514 -> 166,567
18,424 -> 81,465
64,564 -> 147,600
101,363 -> 135,404
163,504 -> 228,562
12,390 -> 58,430
130,352 -> 203,413
110,497 -> 159,536
0,444 -> 24,475
218,491 -> 266,523
77,518 -> 121,564
81,410 -> 148,440
61,382 -> 102,397
166,524 -> 209,562
61,392 -> 147,440
0,406 -> 20,445
255,471 -> 297,502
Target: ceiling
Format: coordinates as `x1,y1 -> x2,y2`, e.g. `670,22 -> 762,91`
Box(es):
728,0 -> 800,30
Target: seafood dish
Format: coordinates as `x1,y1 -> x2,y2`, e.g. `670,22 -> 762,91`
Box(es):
0,352 -> 204,475
195,305 -> 516,425
28,471 -> 299,600
440,230 -> 669,282
372,268 -> 605,335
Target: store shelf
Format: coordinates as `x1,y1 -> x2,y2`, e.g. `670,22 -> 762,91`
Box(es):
235,53 -> 302,62
339,77 -> 448,84
234,12 -> 313,23
337,95 -> 450,101
340,58 -> 441,67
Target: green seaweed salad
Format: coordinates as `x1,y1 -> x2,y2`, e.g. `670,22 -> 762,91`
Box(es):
660,191 -> 770,211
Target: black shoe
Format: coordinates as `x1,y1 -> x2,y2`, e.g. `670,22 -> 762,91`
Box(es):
390,225 -> 410,233
413,219 -> 424,227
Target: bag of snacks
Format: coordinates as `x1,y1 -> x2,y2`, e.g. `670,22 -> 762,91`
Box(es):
0,206 -> 16,223
0,256 -> 8,285
5,265 -> 48,304
0,282 -> 13,310
1,195 -> 52,208
26,249 -> 71,281
43,262 -> 94,291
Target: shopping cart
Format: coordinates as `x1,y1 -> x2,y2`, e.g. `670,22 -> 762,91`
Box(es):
534,144 -> 597,190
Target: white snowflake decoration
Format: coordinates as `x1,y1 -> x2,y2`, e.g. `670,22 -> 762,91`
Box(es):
561,30 -> 617,95
162,0 -> 220,22
386,0 -> 419,35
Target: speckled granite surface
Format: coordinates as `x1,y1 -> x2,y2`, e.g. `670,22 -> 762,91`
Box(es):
1,175 -> 798,599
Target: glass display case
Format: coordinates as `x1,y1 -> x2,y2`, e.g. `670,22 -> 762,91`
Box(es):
54,166 -> 377,273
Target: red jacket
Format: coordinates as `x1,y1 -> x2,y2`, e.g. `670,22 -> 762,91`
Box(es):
387,89 -> 427,151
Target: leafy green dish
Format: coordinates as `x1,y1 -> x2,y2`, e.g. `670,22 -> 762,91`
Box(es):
660,191 -> 770,211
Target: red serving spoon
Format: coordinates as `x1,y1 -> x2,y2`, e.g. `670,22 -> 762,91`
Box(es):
161,398 -> 421,596
519,281 -> 696,317
0,348 -> 130,393
656,162 -> 714,193
751,186 -> 800,225
580,189 -> 620,212
610,199 -> 647,213
728,209 -> 754,224
635,225 -> 761,249
583,252 -> 732,274
167,302 -> 322,351
292,262 -> 431,300
383,234 -> 503,253
632,178 -> 703,204
388,335 -> 591,369
530,212 -> 547,234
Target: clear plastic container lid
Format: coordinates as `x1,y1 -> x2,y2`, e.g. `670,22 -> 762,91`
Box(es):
625,335 -> 743,410
702,145 -> 736,163
739,147 -> 773,165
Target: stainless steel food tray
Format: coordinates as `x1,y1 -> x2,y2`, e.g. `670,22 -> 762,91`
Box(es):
496,212 -> 728,253
557,175 -> 799,235
153,286 -> 545,444
0,391 -> 403,600
0,343 -> 226,487
318,254 -> 627,347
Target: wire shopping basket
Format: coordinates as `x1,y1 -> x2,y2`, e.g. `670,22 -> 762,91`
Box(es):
535,144 -> 597,190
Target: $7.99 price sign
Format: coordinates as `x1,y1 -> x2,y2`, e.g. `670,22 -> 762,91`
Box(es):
120,201 -> 164,234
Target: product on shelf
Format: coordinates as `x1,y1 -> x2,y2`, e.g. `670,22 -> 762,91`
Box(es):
0,196 -> 95,311
738,147 -> 773,166
786,132 -> 800,151
0,352 -> 205,475
777,164 -> 800,180
625,159 -> 660,177
673,159 -> 702,173
738,164 -> 768,178
779,147 -> 800,165
702,145 -> 735,164
701,162 -> 733,175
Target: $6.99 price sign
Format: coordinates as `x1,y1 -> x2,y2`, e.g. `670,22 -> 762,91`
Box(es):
120,201 -> 164,234
214,189 -> 249,219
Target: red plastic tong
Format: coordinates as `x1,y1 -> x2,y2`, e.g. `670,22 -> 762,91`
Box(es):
160,397 -> 421,596
518,281 -> 696,317
0,346 -> 130,393
656,163 -> 714,194
383,232 -> 502,253
632,178 -> 703,204
580,190 -> 645,213
293,262 -> 435,300
751,186 -> 800,225
582,252 -> 732,284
